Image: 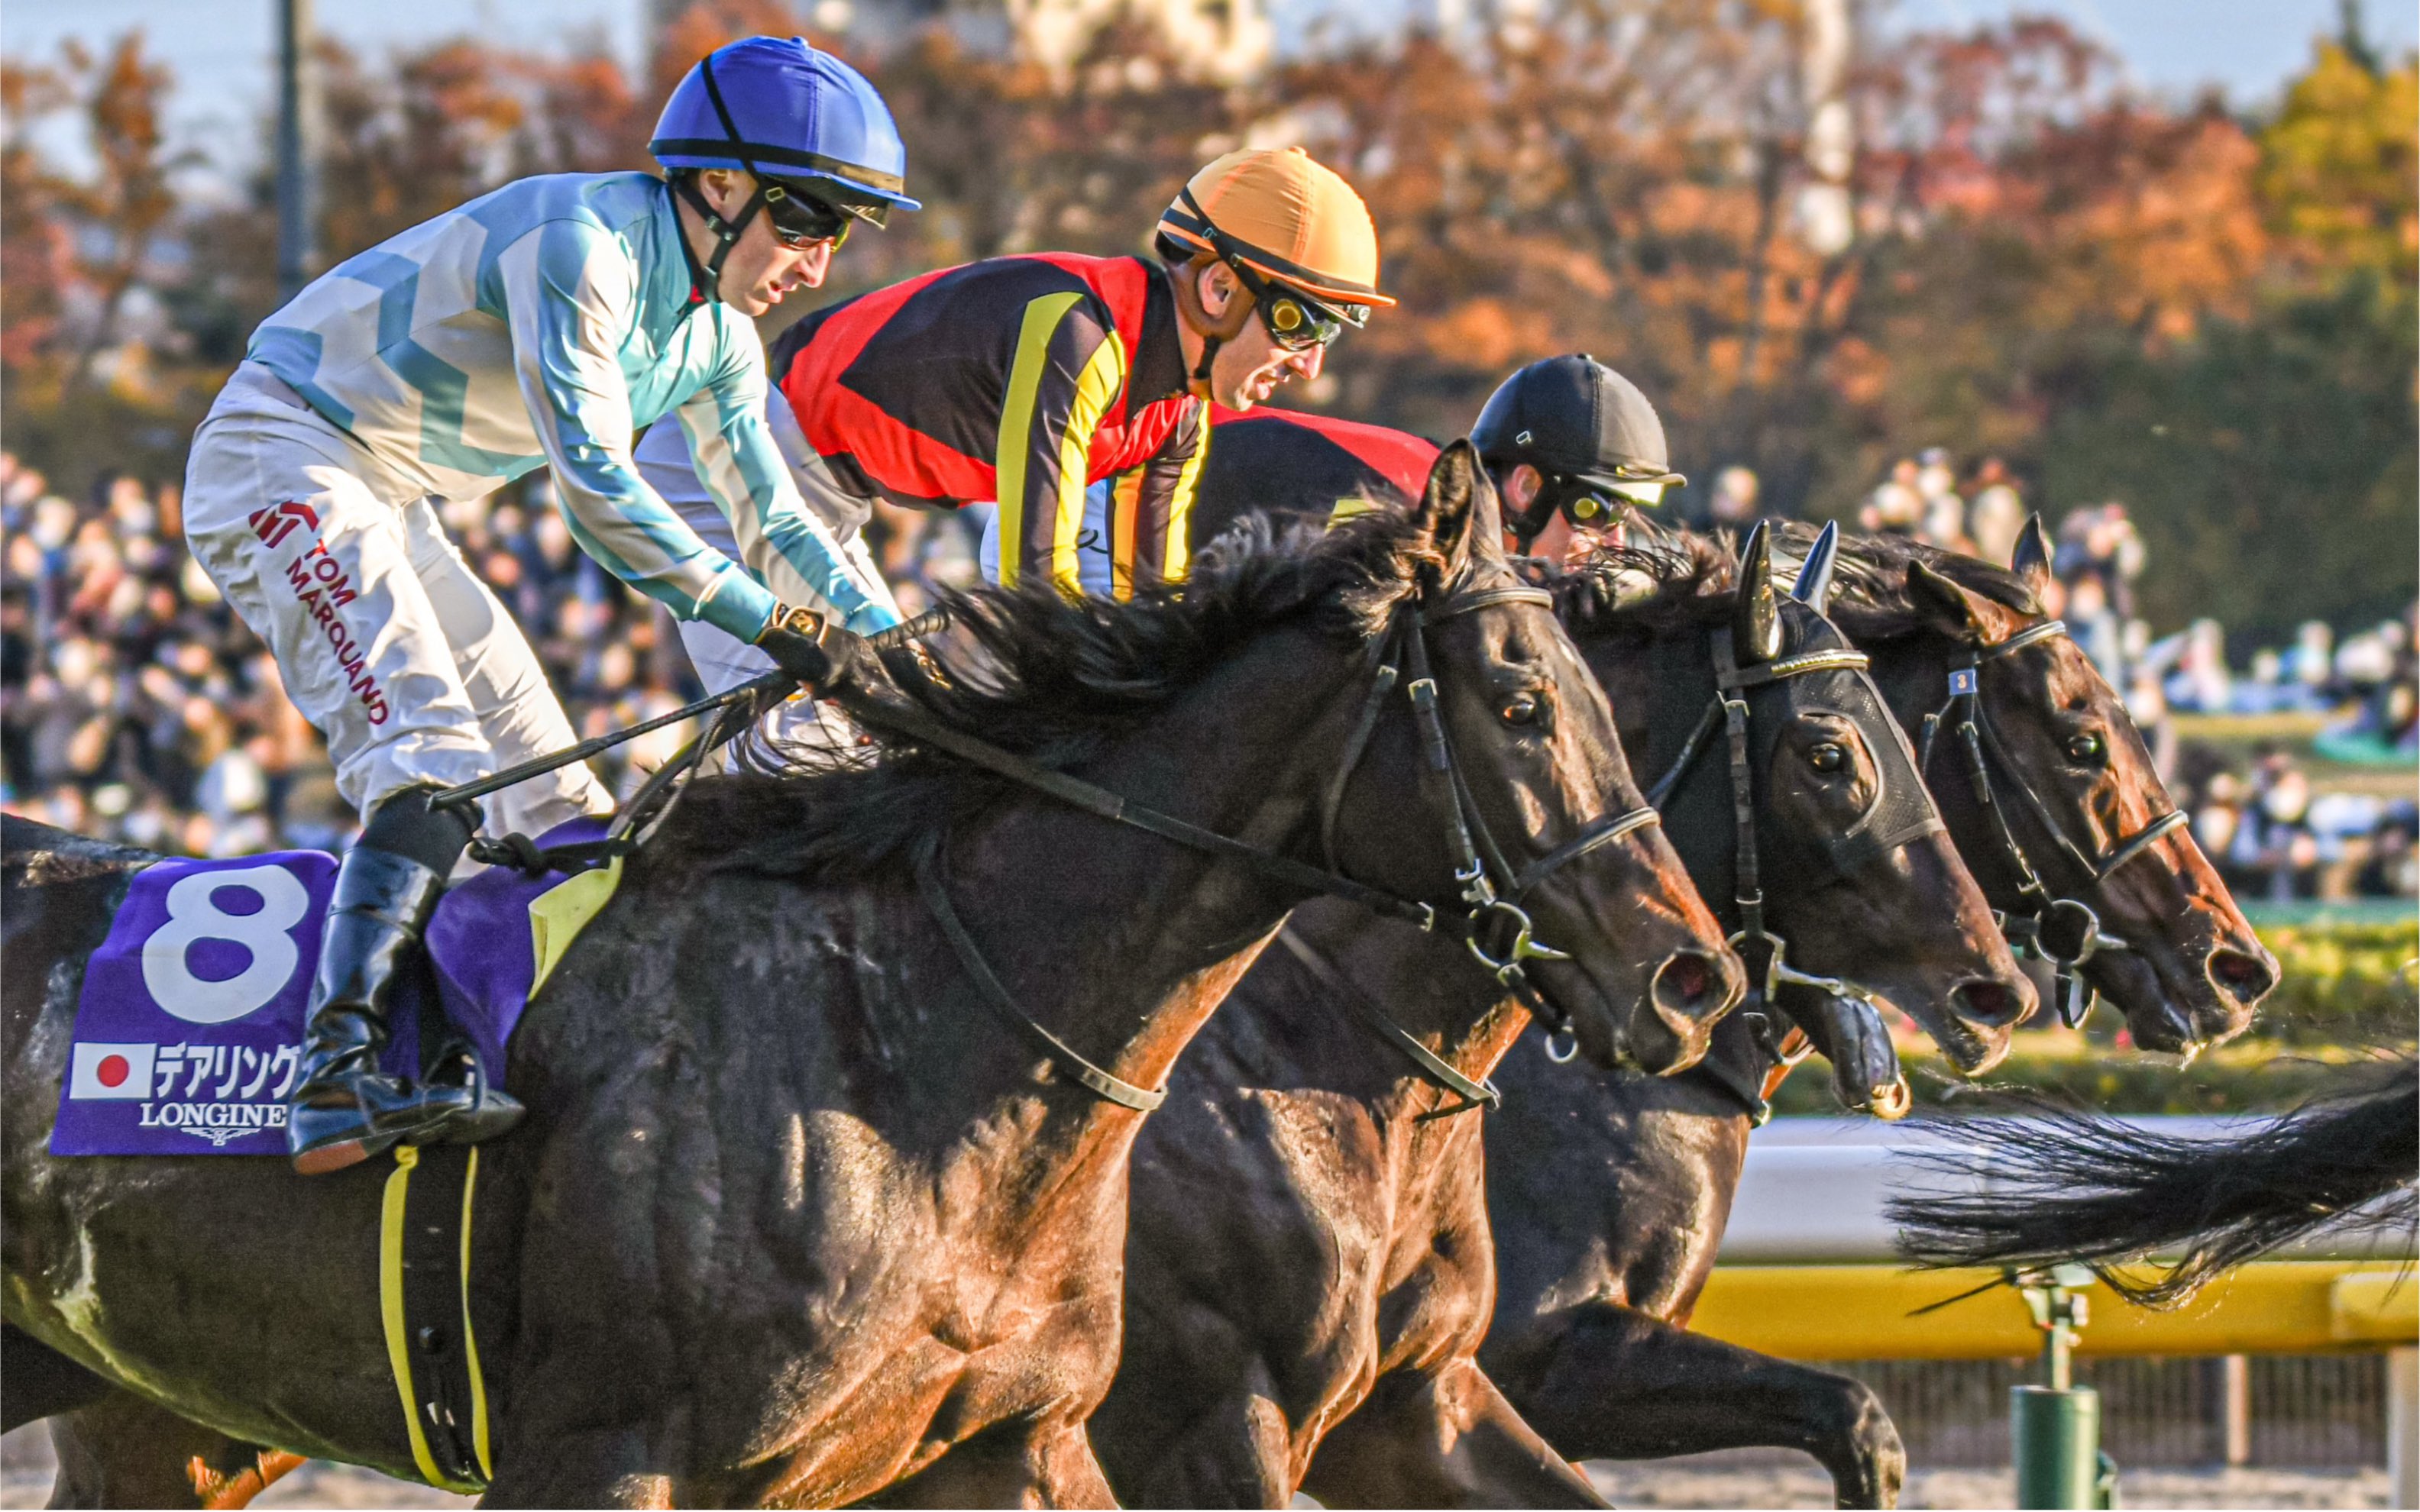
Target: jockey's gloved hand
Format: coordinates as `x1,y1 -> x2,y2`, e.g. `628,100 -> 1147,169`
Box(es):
878,638 -> 951,691
756,605 -> 883,696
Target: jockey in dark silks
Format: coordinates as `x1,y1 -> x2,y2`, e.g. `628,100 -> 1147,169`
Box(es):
639,147 -> 1395,744
1191,354 -> 1684,559
181,37 -> 917,1174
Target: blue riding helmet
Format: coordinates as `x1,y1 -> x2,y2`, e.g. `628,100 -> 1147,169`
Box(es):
650,37 -> 920,218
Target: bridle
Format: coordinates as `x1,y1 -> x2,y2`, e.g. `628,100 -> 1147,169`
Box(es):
854,571 -> 1661,1113
1917,618 -> 2192,1027
1642,619 -> 1942,1089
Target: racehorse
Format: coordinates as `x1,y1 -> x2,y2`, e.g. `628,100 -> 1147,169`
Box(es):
1891,1054 -> 2417,1304
1085,522 -> 2031,1507
3,447 -> 1736,1507
1472,523 -> 2277,1508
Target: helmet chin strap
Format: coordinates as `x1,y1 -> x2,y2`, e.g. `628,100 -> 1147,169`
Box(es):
671,50 -> 774,304
1174,257 -> 1254,398
673,176 -> 762,300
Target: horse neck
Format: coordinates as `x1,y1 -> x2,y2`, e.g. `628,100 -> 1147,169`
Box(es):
1228,895 -> 1534,1123
1586,620 -> 1739,919
1582,621 -> 1781,1099
940,622 -> 1384,1113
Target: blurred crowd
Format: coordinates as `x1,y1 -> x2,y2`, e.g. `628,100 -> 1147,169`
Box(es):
0,450 -> 982,858
4,443 -> 2412,901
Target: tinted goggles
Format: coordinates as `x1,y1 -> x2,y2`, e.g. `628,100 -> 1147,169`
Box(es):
1544,469 -> 1672,527
761,177 -> 884,248
1230,261 -> 1367,351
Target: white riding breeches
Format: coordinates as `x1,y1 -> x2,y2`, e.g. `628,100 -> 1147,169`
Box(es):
636,403 -> 901,754
183,364 -> 613,838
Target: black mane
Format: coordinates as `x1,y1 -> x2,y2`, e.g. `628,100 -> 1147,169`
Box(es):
649,510 -> 1442,884
1771,522 -> 2044,640
1542,520 -> 2043,645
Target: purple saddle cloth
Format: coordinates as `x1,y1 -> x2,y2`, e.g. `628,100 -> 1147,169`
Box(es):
49,819 -> 607,1155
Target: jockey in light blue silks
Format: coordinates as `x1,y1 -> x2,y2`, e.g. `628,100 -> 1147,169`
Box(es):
180,37 -> 917,1174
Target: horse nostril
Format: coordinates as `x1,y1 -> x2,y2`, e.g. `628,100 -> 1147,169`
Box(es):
2208,948 -> 2278,1006
1651,950 -> 1724,1022
1949,980 -> 2026,1029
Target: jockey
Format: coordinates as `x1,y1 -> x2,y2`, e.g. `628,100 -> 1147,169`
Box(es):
634,146 -> 1390,720
1467,354 -> 1685,553
179,37 -> 916,1174
1189,354 -> 1681,561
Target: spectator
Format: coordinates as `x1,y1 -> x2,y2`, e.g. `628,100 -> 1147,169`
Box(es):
0,449 -> 982,857
1965,457 -> 2025,566
1914,447 -> 1969,551
1859,457 -> 1923,535
1702,465 -> 1764,540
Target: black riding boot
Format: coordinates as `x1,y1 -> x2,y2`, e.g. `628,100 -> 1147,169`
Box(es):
286,790 -> 522,1174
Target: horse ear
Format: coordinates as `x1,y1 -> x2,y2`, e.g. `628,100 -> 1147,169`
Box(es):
1791,521 -> 1839,615
1413,440 -> 1498,579
1907,558 -> 1990,640
2011,513 -> 2053,596
1733,522 -> 1783,663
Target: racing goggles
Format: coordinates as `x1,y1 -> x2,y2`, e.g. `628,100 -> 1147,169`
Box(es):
1239,267 -> 1367,351
760,177 -> 886,248
1544,465 -> 1674,526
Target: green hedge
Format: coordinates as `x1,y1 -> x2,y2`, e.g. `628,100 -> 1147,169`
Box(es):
1766,918 -> 2415,1117
2249,919 -> 2418,1045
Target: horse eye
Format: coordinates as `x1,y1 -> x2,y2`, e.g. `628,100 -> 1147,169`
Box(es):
1808,743 -> 1846,773
2066,733 -> 2105,763
1500,693 -> 1542,726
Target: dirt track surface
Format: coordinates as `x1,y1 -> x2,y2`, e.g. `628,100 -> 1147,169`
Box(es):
1,1429 -> 2390,1507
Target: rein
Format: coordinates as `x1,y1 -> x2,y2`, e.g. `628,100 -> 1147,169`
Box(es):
845,576 -> 1657,1112
1916,619 -> 2191,1027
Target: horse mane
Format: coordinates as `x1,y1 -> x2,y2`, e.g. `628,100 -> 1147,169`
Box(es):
1771,522 -> 2046,640
1544,519 -> 2043,647
649,509 -> 1442,884
1536,527 -> 1736,639
1888,1055 -> 2420,1306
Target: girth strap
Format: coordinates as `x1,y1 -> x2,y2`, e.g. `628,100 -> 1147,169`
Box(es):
1274,926 -> 1500,1119
914,847 -> 1167,1113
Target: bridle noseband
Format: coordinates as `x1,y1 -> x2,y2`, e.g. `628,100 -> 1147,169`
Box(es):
1917,618 -> 2192,1027
859,572 -> 1658,1112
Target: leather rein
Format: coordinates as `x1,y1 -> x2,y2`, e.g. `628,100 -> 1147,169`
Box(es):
854,577 -> 1659,1114
1916,618 -> 2191,1028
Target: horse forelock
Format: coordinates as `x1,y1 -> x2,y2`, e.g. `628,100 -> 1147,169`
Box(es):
650,509 -> 1442,884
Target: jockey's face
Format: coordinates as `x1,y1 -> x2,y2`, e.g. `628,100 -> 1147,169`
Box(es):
1194,262 -> 1326,410
688,170 -> 837,317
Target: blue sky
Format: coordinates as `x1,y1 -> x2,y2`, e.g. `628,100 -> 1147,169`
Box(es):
6,0 -> 2410,190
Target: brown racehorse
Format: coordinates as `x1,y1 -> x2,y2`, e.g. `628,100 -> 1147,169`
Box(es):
2,448 -> 1738,1507
1085,525 -> 2031,1507
1472,524 -> 2276,1509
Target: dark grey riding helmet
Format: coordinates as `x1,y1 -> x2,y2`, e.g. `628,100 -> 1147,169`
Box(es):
1470,354 -> 1686,543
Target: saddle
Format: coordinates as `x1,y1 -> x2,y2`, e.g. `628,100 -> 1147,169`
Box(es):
50,816 -> 620,1159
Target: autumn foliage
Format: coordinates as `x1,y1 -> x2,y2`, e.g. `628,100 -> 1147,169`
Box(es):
2,3 -> 2412,640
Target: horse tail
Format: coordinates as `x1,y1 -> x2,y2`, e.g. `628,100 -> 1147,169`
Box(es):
1889,1055 -> 2418,1307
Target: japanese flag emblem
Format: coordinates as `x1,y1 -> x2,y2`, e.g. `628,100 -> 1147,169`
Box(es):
69,1043 -> 156,1100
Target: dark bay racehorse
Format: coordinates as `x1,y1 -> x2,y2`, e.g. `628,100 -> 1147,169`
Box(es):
1474,524 -> 2276,1508
4,450 -> 1728,1506
1808,521 -> 2276,1052
1086,525 -> 2030,1507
